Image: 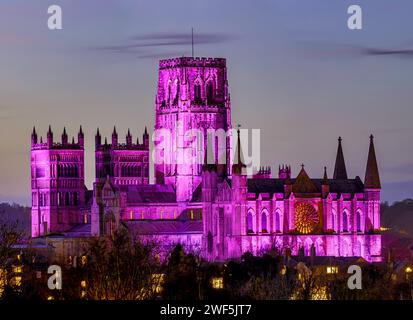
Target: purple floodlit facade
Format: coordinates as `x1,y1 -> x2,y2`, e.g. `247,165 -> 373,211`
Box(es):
30,57 -> 382,262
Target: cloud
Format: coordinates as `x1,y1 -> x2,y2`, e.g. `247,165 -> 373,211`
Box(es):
294,41 -> 413,59
91,32 -> 236,57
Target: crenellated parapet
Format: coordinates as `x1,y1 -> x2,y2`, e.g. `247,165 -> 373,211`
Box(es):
159,57 -> 226,69
95,126 -> 149,151
31,126 -> 84,150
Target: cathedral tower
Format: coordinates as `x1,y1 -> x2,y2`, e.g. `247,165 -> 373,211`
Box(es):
31,126 -> 85,237
154,57 -> 232,202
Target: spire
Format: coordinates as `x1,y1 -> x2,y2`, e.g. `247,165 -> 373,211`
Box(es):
47,125 -> 53,147
333,137 -> 348,179
322,166 -> 328,185
96,127 -> 100,136
232,125 -> 246,175
112,126 -> 118,146
364,134 -> 381,189
31,126 -> 38,145
144,126 -> 148,136
62,127 -> 68,145
126,128 -> 132,146
78,125 -> 84,147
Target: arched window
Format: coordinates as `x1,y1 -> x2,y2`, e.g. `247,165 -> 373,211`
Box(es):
65,192 -> 70,206
206,81 -> 214,102
173,79 -> 179,105
356,211 -> 362,232
261,211 -> 268,233
167,81 -> 172,105
194,83 -> 201,102
274,210 -> 281,233
207,231 -> 213,254
73,192 -> 78,206
246,212 -> 254,234
342,211 -> 348,232
332,209 -> 336,231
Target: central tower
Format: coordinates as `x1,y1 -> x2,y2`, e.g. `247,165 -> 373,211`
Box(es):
155,57 -> 232,202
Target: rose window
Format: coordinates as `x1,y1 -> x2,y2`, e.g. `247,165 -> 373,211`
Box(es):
295,203 -> 319,234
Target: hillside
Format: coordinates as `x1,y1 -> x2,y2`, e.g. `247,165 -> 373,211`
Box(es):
0,202 -> 31,237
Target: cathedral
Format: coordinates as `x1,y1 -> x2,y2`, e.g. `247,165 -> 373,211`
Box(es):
30,57 -> 382,262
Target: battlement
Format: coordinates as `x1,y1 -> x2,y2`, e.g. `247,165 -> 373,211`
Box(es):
159,57 -> 226,69
31,126 -> 84,150
96,142 -> 148,151
95,127 -> 149,151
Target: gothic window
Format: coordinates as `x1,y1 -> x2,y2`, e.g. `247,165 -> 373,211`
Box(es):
275,210 -> 281,233
207,232 -> 213,254
65,192 -> 70,206
356,211 -> 362,232
194,83 -> 201,102
342,210 -> 349,232
73,192 -> 78,206
206,81 -> 214,102
331,209 -> 336,232
246,211 -> 254,234
261,210 -> 268,233
173,79 -> 179,105
167,81 -> 172,105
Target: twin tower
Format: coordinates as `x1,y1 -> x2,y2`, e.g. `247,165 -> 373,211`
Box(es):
31,57 -> 233,237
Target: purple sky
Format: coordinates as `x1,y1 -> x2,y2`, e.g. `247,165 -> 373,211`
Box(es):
1,0 -> 413,205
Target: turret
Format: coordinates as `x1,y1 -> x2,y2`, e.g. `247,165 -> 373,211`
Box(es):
126,129 -> 132,146
143,126 -> 149,148
112,126 -> 118,147
61,127 -> 68,145
95,128 -> 101,150
31,126 -> 38,146
47,125 -> 53,147
279,164 -> 291,179
322,166 -> 329,198
333,137 -> 348,179
78,125 -> 84,147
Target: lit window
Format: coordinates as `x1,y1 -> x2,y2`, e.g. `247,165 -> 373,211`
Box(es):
80,280 -> 86,288
81,255 -> 87,266
406,267 -> 412,273
13,266 -> 22,274
12,276 -> 22,287
211,277 -> 224,289
326,266 -> 339,274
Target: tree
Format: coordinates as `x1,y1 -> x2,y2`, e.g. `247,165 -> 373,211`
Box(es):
162,244 -> 199,300
83,228 -> 161,300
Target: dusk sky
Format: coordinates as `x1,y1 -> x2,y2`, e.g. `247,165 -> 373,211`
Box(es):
1,0 -> 413,205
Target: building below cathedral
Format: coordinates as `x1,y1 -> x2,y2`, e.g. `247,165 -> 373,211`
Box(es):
30,57 -> 382,262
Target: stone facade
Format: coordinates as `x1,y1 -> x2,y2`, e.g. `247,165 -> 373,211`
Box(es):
31,56 -> 383,262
